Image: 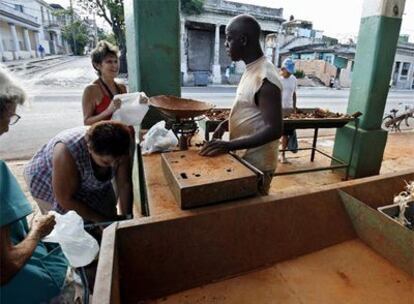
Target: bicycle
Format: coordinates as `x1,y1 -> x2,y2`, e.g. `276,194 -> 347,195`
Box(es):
383,106 -> 414,132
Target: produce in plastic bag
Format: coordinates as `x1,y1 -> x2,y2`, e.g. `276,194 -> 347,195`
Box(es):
42,211 -> 99,267
112,92 -> 149,126
141,121 -> 178,154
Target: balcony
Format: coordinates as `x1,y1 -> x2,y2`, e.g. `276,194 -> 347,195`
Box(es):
0,2 -> 39,27
44,21 -> 61,32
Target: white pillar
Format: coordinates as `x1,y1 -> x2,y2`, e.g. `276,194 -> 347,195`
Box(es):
180,19 -> 189,84
212,24 -> 222,84
9,23 -> 20,60
23,29 -> 33,56
34,31 -> 40,57
0,30 -> 5,60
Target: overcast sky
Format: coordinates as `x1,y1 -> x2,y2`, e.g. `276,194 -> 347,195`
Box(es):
49,0 -> 414,42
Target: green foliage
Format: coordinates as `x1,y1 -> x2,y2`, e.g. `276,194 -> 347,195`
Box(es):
294,69 -> 305,79
181,0 -> 204,15
62,20 -> 89,55
77,0 -> 125,47
97,29 -> 117,45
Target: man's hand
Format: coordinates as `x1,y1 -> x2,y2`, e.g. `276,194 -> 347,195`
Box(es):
200,139 -> 232,156
212,120 -> 228,139
30,214 -> 56,240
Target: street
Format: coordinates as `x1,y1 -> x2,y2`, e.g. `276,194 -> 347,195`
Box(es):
1,56 -> 413,160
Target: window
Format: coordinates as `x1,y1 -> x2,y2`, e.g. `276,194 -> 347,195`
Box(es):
394,61 -> 400,74
400,62 -> 410,80
14,5 -> 24,13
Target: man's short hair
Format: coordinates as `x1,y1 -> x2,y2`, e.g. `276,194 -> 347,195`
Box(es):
87,121 -> 130,157
90,40 -> 120,75
0,67 -> 26,117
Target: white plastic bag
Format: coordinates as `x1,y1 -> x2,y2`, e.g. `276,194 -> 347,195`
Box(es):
141,120 -> 178,154
112,92 -> 149,126
42,211 -> 99,268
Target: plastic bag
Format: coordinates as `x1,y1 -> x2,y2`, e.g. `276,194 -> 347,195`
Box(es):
42,211 -> 99,267
141,121 -> 178,155
112,92 -> 149,126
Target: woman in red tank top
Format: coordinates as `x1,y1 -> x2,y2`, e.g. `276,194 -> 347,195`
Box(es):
82,41 -> 127,125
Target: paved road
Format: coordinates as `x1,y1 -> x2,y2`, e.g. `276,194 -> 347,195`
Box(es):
1,56 -> 413,160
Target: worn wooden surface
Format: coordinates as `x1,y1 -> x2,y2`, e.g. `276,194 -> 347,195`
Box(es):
94,171 -> 414,303
161,151 -> 258,209
116,188 -> 356,302
149,240 -> 414,304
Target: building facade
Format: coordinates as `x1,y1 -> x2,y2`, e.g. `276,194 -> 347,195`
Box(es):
181,0 -> 285,85
391,42 -> 414,90
0,0 -> 69,62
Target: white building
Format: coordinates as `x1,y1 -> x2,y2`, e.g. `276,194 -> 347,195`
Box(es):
0,0 -> 69,61
391,42 -> 414,90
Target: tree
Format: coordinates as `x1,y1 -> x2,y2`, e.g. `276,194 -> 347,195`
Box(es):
181,0 -> 204,15
97,28 -> 116,45
77,0 -> 127,72
62,20 -> 89,55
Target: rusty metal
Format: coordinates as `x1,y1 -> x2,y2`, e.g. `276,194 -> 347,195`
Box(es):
149,95 -> 214,120
161,150 -> 258,209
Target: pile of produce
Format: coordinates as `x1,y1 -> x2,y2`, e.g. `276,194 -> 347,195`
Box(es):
285,108 -> 352,119
393,181 -> 414,230
205,109 -> 231,121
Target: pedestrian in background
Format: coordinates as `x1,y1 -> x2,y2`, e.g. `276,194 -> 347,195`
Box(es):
279,57 -> 298,164
38,44 -> 45,59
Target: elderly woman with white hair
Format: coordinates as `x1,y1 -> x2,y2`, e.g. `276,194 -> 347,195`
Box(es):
0,68 -> 71,303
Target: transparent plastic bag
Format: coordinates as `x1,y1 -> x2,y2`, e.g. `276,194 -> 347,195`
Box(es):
42,211 -> 99,267
141,121 -> 178,155
112,92 -> 149,126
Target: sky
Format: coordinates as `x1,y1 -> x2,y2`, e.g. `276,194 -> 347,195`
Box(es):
231,0 -> 414,42
49,0 -> 414,42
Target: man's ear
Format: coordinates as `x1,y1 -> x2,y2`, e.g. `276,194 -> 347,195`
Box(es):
240,34 -> 248,46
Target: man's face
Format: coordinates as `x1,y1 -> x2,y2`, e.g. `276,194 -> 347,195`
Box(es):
0,103 -> 17,136
224,26 -> 244,61
280,68 -> 291,78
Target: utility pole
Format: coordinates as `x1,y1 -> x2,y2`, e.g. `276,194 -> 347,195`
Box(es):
69,0 -> 77,55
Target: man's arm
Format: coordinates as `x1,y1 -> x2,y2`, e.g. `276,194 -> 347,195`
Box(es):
115,155 -> 133,216
52,143 -> 109,222
200,79 -> 282,156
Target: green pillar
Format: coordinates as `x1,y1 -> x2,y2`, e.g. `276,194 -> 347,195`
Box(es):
124,0 -> 181,128
333,0 -> 406,178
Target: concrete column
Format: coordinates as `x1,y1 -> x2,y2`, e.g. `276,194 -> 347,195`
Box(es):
212,24 -> 222,84
9,23 -> 20,60
23,29 -> 33,56
180,19 -> 189,84
332,0 -> 406,178
125,0 -> 180,128
0,30 -> 5,60
34,31 -> 40,57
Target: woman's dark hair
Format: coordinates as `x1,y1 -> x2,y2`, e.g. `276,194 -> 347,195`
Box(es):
87,121 -> 130,157
90,40 -> 120,75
